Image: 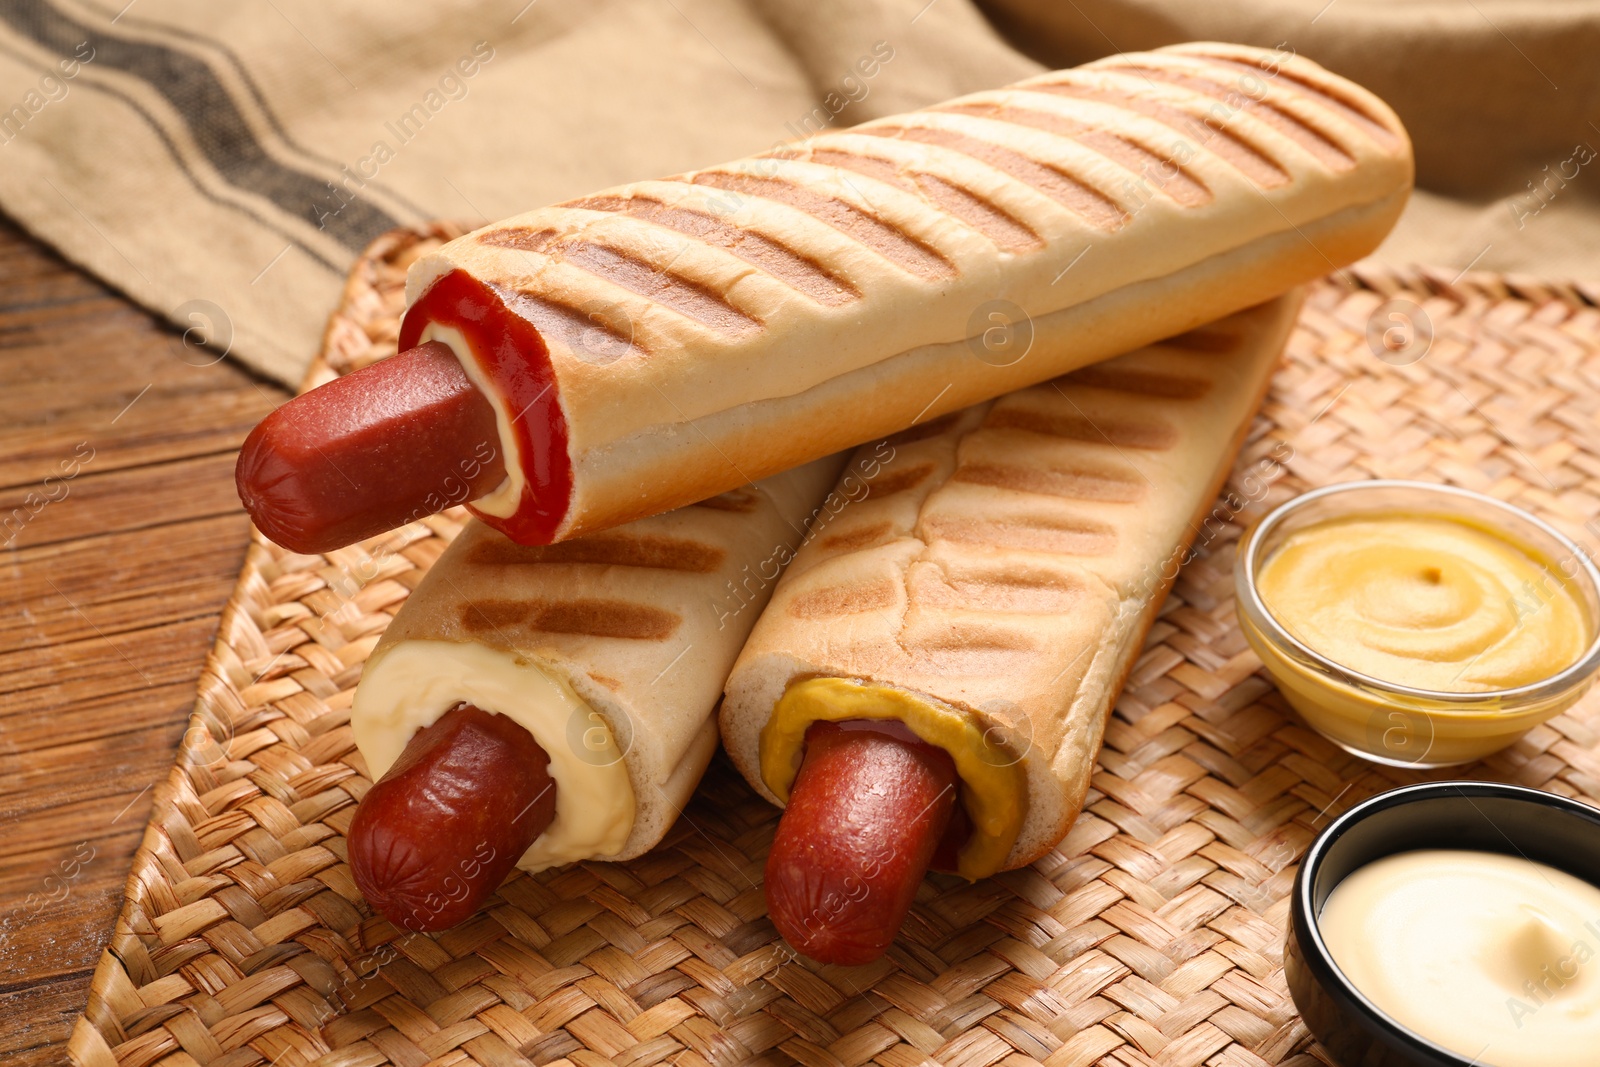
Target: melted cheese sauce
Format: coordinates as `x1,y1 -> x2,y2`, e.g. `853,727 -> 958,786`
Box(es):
353,639 -> 634,871
1321,849 -> 1600,1067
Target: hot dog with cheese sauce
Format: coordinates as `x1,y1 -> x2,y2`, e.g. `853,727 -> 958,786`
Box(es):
348,456 -> 843,928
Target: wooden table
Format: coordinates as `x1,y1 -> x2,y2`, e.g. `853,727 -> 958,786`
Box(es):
0,215 -> 289,1064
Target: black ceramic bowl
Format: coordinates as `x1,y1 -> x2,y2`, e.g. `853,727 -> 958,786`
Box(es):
1287,781 -> 1600,1067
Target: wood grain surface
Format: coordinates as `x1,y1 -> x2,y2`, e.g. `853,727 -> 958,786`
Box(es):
0,214 -> 289,1065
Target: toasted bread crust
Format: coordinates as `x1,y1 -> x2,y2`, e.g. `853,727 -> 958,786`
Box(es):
408,43 -> 1411,543
721,294 -> 1302,870
355,455 -> 843,863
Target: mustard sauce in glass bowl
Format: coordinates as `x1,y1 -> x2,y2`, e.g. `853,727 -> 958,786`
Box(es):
1236,481 -> 1600,767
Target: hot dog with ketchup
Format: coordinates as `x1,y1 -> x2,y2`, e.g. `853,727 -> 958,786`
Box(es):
721,294 -> 1302,964
239,43 -> 1410,554
348,456 -> 844,929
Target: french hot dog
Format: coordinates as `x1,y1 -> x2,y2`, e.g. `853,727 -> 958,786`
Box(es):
347,454 -> 844,927
722,293 -> 1303,962
240,42 -> 1410,553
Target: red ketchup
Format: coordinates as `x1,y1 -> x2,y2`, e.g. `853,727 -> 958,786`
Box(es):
399,270 -> 574,545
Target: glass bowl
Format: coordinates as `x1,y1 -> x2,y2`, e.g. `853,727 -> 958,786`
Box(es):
1235,480 -> 1600,767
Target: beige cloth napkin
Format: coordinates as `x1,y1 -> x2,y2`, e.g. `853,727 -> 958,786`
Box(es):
983,0 -> 1600,284
0,0 -> 1593,385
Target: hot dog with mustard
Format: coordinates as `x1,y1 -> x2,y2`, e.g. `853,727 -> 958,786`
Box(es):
721,294 -> 1302,963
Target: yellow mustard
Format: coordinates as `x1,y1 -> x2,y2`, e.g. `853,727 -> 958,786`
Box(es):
1257,515 -> 1587,693
761,677 -> 1027,880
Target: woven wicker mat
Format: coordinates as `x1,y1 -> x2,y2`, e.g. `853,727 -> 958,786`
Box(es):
68,224 -> 1600,1067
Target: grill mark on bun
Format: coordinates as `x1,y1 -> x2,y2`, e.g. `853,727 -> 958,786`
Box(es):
915,172 -> 1043,250
1110,64 -> 1355,170
1058,365 -> 1212,398
908,621 -> 1038,652
529,599 -> 681,640
864,462 -> 936,499
480,226 -> 560,252
902,643 -> 1035,675
558,241 -> 760,333
802,147 -> 1043,252
689,171 -> 955,280
482,223 -> 760,334
1200,57 -> 1401,148
952,461 -> 1145,502
467,533 -> 726,572
924,513 -> 1118,555
937,102 -> 1212,208
908,617 -> 1043,659
460,600 -> 532,631
1024,81 -> 1290,188
915,570 -> 1090,613
461,594 -> 680,639
498,285 -> 644,360
789,577 -> 898,618
985,406 -> 1179,450
856,125 -> 1126,230
565,194 -> 859,306
820,521 -> 895,552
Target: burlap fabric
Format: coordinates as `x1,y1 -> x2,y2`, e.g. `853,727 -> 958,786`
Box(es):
0,0 -> 1595,383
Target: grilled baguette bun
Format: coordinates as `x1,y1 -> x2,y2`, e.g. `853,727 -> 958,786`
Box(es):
352,455 -> 842,872
409,42 -> 1410,545
721,294 -> 1300,876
